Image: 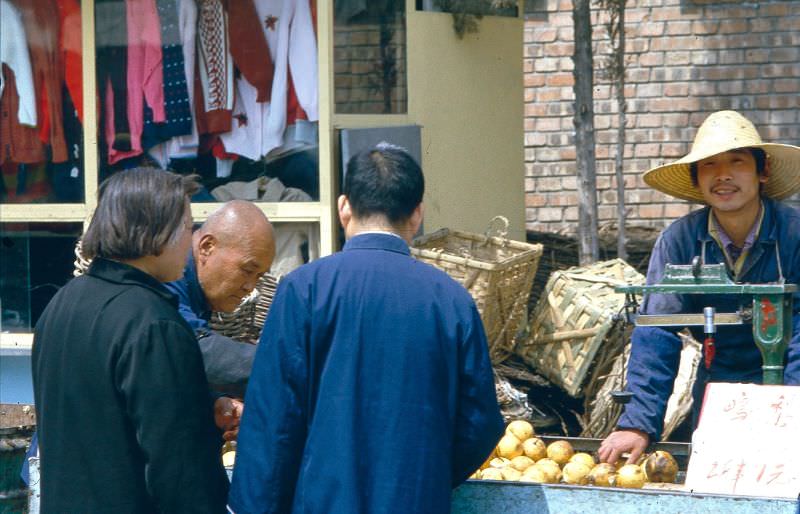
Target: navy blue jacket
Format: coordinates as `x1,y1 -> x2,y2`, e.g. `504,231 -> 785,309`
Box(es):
618,198 -> 800,440
165,253 -> 256,397
229,233 -> 504,514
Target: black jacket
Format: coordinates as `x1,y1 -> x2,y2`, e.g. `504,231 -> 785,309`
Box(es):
32,258 -> 229,513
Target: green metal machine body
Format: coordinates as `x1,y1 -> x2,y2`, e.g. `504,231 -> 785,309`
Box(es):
616,261 -> 796,385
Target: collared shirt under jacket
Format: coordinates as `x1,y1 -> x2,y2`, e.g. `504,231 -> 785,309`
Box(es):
229,233 -> 504,514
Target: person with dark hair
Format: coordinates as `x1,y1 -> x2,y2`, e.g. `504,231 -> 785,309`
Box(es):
32,168 -> 229,513
598,111 -> 800,465
229,143 -> 503,514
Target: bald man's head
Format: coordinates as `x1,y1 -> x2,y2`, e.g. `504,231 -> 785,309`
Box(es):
193,201 -> 276,312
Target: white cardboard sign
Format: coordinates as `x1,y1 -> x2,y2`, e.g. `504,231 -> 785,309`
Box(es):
684,382 -> 800,498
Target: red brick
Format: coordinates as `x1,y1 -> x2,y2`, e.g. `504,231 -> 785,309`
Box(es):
691,20 -> 719,35
666,21 -> 692,35
664,83 -> 689,97
533,28 -> 558,43
546,74 -> 574,87
634,143 -> 661,158
524,74 -> 545,87
544,43 -> 574,57
639,204 -> 665,219
718,19 -> 748,34
525,194 -> 547,207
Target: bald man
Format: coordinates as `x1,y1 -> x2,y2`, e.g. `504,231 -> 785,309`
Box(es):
165,200 -> 276,399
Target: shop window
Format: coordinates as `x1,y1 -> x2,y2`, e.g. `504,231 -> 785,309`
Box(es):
0,223 -> 81,332
0,0 -> 84,204
416,0 -> 519,17
94,0 -> 320,202
334,0 -> 408,114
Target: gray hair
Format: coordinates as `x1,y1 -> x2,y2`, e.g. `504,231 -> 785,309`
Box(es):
82,168 -> 200,260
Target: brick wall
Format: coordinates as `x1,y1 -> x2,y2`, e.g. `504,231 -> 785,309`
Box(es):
523,0 -> 800,234
334,21 -> 407,114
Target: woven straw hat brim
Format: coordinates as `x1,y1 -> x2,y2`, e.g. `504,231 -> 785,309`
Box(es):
644,142 -> 800,203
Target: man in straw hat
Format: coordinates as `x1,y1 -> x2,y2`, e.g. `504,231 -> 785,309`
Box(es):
598,110 -> 800,465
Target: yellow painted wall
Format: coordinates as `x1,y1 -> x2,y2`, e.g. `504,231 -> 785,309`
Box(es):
407,10 -> 525,241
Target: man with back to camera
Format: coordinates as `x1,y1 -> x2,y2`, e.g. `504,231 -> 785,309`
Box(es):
598,110 -> 800,465
228,143 -> 504,514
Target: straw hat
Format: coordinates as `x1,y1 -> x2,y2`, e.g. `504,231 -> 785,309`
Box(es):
643,110 -> 800,203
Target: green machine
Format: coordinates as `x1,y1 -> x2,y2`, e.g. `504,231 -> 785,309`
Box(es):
615,257 -> 796,385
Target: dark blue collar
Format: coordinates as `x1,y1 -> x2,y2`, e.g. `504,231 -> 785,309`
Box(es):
86,257 -> 178,307
343,233 -> 411,256
184,250 -> 211,319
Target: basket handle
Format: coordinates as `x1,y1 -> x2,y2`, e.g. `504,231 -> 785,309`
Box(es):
482,215 -> 509,247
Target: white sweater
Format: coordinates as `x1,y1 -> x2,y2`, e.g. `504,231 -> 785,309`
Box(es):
220,0 -> 318,160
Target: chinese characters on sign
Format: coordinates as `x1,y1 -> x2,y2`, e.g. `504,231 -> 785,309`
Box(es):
685,383 -> 800,498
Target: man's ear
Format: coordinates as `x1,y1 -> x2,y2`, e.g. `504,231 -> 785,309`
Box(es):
338,195 -> 352,230
196,233 -> 217,262
408,203 -> 424,238
760,156 -> 771,185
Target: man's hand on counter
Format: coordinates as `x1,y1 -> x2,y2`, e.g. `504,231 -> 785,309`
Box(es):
597,428 -> 650,465
214,396 -> 244,441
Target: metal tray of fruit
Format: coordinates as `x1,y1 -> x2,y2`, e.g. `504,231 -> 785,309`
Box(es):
453,424 -> 797,514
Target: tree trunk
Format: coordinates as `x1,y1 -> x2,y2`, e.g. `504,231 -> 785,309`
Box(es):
572,0 -> 599,264
614,4 -> 627,261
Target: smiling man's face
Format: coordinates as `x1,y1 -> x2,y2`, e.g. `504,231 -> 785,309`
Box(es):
696,149 -> 768,215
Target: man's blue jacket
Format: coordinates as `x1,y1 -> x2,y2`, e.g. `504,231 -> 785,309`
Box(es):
229,233 -> 504,514
618,198 -> 800,440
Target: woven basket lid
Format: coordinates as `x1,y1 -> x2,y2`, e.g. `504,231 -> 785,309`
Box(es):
643,110 -> 800,203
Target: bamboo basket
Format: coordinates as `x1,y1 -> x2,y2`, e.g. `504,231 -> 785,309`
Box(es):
580,332 -> 700,440
410,217 -> 543,364
517,259 -> 644,397
74,240 -> 276,343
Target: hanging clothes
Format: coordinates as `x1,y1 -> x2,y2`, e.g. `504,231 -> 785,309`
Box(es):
147,0 -> 199,167
0,65 -> 46,164
12,0 -> 68,163
96,0 -> 131,151
194,0 -> 234,134
0,0 -> 36,128
220,0 -> 319,161
141,0 -> 193,150
56,0 -> 82,123
107,0 -> 166,165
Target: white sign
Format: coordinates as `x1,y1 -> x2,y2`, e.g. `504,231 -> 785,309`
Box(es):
684,383 -> 800,498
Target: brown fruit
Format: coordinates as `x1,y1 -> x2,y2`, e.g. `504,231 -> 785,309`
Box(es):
569,452 -> 595,468
588,463 -> 616,487
546,440 -> 575,466
481,467 -> 504,481
489,457 -> 511,469
643,451 -> 678,483
522,437 -> 547,461
616,464 -> 646,488
496,434 -> 524,459
510,455 -> 536,472
500,467 -> 522,481
506,420 -> 535,441
520,465 -> 548,483
562,461 -> 591,485
535,458 -> 562,483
